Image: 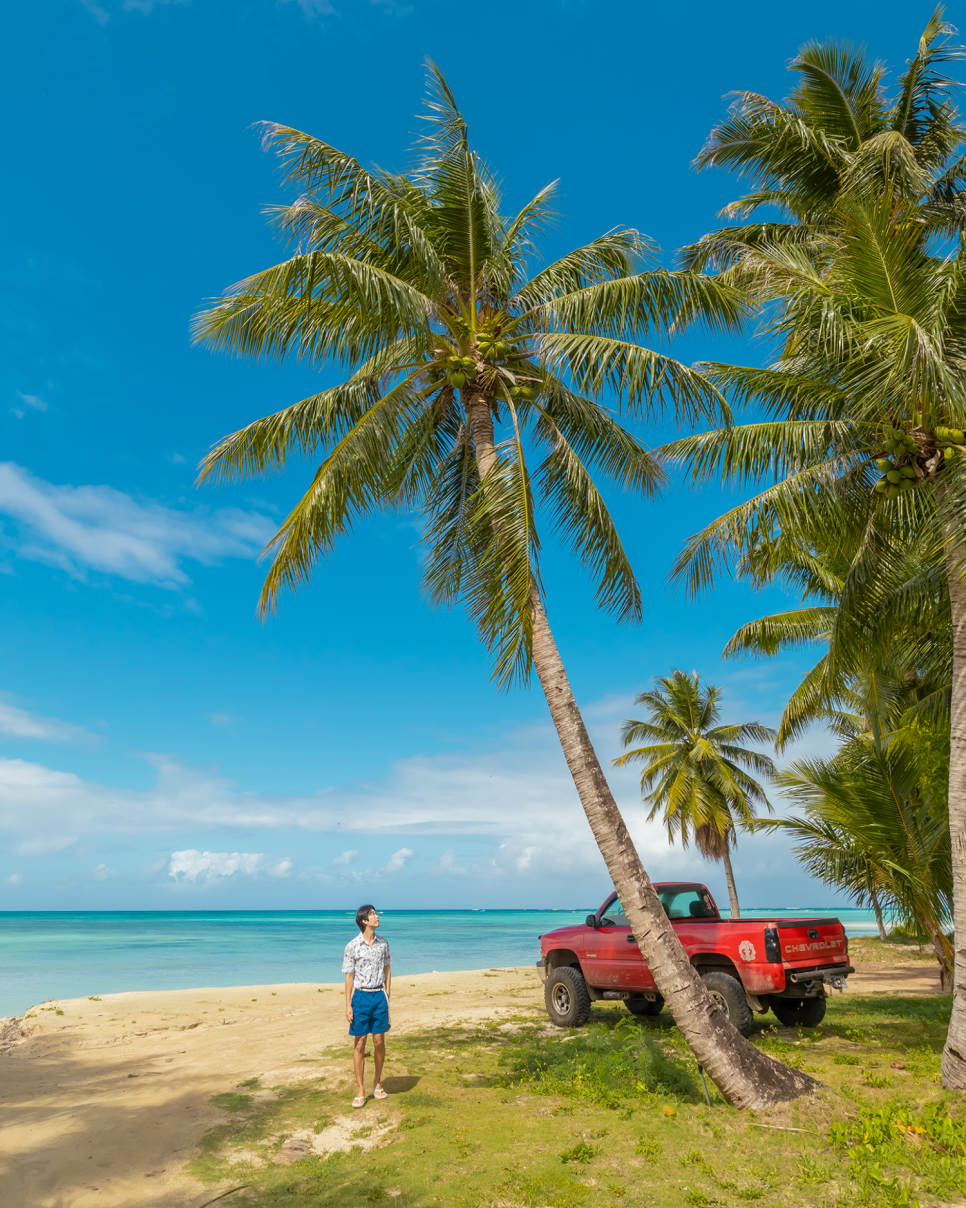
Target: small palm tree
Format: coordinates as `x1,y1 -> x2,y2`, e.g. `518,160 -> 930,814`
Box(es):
613,670 -> 776,918
192,66 -> 817,1107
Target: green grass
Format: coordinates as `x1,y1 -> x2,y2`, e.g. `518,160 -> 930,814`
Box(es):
186,995 -> 961,1208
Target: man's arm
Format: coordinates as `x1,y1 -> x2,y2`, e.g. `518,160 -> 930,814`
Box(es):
345,972 -> 354,1022
384,965 -> 391,998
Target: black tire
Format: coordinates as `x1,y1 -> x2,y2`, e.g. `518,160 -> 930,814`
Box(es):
625,996 -> 664,1016
770,995 -> 827,1028
545,966 -> 592,1028
701,971 -> 753,1037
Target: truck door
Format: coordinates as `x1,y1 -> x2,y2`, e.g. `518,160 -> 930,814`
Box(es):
582,895 -> 648,989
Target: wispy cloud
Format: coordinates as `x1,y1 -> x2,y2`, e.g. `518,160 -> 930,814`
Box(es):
279,0 -> 335,14
385,847 -> 413,872
15,834 -> 78,857
79,0 -> 110,24
4,873 -> 21,885
0,697 -> 93,744
12,392 -> 47,420
0,463 -> 275,587
331,849 -> 359,866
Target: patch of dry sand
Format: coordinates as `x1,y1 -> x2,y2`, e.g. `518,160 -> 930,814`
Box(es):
0,955 -> 945,1208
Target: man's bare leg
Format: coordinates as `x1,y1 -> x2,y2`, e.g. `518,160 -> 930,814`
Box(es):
372,1033 -> 386,1092
353,1034 -> 368,1100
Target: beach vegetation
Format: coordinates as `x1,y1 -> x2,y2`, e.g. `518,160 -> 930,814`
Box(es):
192,63 -> 809,1105
185,992 -> 956,1208
612,669 -> 776,918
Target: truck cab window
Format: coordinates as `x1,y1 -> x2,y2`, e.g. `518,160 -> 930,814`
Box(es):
659,887 -> 719,920
599,898 -> 629,927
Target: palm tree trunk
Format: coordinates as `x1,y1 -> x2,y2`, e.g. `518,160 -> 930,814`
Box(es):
463,390 -> 821,1108
870,888 -> 887,943
938,486 -> 966,1090
721,843 -> 741,919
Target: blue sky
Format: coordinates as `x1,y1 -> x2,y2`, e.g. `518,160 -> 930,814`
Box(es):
0,0 -> 927,911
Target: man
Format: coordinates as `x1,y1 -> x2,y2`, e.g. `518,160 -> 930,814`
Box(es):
343,903 -> 391,1108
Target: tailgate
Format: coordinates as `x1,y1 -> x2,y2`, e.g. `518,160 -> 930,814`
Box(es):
776,917 -> 848,967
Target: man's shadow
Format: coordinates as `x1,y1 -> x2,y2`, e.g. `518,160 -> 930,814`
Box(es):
380,1076 -> 421,1093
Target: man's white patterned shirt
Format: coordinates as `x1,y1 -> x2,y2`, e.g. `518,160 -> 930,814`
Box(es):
342,934 -> 391,989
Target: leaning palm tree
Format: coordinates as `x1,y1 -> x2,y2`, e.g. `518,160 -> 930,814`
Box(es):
191,66 -> 818,1107
613,670 -> 775,918
662,193 -> 966,1086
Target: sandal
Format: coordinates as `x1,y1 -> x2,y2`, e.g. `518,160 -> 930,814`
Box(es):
352,1095 -> 366,1108
373,1087 -> 388,1100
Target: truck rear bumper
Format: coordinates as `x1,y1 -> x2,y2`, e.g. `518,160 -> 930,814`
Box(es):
776,964 -> 855,997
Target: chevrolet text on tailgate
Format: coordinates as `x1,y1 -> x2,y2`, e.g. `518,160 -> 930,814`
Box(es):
536,883 -> 853,1035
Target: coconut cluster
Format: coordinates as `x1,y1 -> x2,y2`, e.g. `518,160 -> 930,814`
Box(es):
430,325 -> 537,400
873,424 -> 965,500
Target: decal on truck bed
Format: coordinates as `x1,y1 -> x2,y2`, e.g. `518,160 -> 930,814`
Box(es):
738,940 -> 756,961
784,940 -> 843,954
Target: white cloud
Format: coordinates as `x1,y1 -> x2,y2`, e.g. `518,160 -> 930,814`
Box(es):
15,392 -> 47,413
5,873 -> 21,885
0,697 -> 92,744
0,463 -> 275,587
437,848 -> 466,875
14,835 -> 78,857
121,0 -> 187,11
207,712 -> 243,728
0,687 -> 838,895
280,0 -> 334,15
79,0 -> 110,23
93,862 -> 114,881
168,848 -> 292,884
385,847 -> 413,873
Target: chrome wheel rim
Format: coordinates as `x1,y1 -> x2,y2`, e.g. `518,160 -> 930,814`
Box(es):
707,989 -> 729,1018
551,982 -> 572,1015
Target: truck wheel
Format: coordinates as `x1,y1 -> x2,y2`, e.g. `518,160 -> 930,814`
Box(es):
545,966 -> 592,1028
625,997 -> 663,1016
770,996 -> 827,1028
701,971 -> 753,1037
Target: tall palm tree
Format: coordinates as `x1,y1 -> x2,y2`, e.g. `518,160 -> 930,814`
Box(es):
613,670 -> 775,918
662,13 -> 966,1089
191,67 -> 818,1107
662,192 -> 966,1083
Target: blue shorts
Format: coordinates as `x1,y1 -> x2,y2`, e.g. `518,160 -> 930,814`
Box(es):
349,988 -> 389,1037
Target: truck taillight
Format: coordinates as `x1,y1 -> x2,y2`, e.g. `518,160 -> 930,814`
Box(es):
764,927 -> 781,963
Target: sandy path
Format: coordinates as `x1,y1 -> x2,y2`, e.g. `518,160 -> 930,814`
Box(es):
0,959 -> 944,1208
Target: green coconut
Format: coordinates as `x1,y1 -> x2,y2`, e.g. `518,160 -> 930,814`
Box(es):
901,465 -> 918,479
450,372 -> 466,388
946,446 -> 960,464
875,458 -> 892,472
886,469 -> 902,483
874,479 -> 887,494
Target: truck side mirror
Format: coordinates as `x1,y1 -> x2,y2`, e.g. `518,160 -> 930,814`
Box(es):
585,914 -> 597,928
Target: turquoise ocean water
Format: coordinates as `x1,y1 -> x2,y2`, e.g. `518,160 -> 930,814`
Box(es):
0,906 -> 880,1018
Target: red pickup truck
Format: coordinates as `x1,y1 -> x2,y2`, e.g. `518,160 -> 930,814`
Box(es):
537,882 -> 853,1036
